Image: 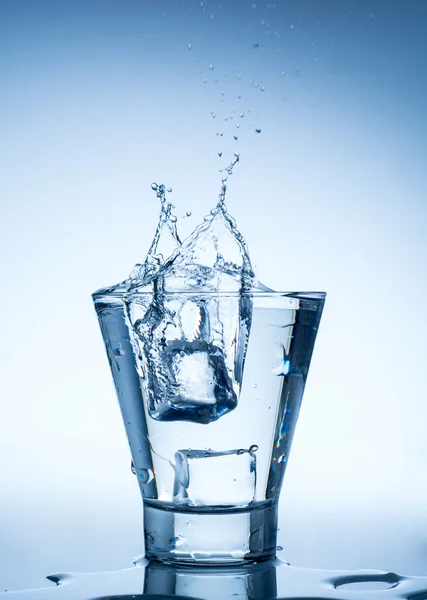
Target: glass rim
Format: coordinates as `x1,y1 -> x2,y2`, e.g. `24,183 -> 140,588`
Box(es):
93,288 -> 326,300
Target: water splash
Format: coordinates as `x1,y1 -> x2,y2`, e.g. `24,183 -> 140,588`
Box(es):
130,183 -> 181,282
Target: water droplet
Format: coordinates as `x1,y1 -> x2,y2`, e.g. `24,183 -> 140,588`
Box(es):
188,43 -> 192,50
253,42 -> 260,48
255,128 -> 262,134
240,112 -> 244,117
224,116 -> 229,121
138,468 -> 155,483
234,135 -> 238,140
276,545 -> 284,551
203,78 -> 207,83
272,360 -> 290,376
167,187 -> 172,193
297,69 -> 301,76
290,23 -> 295,30
254,82 -> 259,88
186,211 -> 192,217
281,71 -> 286,76
238,73 -> 242,79
170,535 -> 186,548
369,12 -> 374,18
211,110 -> 216,118
209,64 -> 214,70
220,97 -> 224,102
260,20 -> 265,26
236,124 -> 240,128
218,151 -> 222,157
261,85 -> 265,92
221,90 -> 225,96
210,13 -> 214,19
151,182 -> 158,191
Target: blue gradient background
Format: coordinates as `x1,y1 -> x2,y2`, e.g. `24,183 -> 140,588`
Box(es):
0,0 -> 426,592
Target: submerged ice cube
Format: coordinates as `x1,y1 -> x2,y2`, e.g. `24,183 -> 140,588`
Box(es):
173,447 -> 257,507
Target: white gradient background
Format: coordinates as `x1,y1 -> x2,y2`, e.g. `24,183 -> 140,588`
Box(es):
0,0 -> 426,591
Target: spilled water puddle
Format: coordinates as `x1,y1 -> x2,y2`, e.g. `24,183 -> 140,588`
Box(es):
1,559 -> 427,599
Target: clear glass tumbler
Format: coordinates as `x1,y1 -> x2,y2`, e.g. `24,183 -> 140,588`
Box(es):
93,287 -> 325,564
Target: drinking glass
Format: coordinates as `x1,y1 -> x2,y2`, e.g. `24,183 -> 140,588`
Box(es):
93,287 -> 325,564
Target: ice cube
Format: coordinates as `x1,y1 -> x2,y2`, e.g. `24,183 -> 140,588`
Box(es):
131,294 -> 248,424
172,447 -> 257,507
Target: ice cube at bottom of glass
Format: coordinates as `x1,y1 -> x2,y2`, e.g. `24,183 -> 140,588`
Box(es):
173,448 -> 256,506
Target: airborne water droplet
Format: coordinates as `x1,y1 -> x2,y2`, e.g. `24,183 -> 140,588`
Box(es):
209,63 -> 214,70
211,110 -> 216,118
218,151 -> 223,157
234,135 -> 238,140
261,85 -> 265,92
186,211 -> 192,217
255,128 -> 262,134
167,187 -> 172,193
188,43 -> 192,50
253,42 -> 259,48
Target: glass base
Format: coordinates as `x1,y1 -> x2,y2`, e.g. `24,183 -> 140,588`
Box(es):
143,500 -> 278,565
